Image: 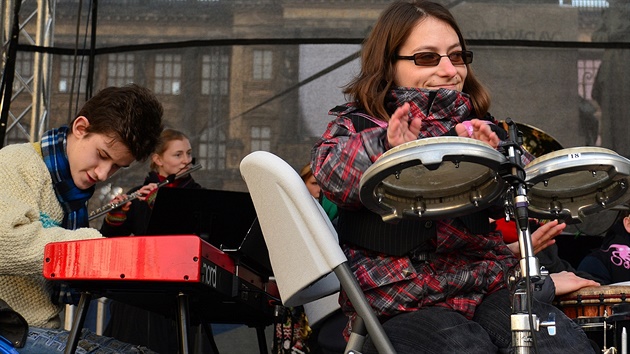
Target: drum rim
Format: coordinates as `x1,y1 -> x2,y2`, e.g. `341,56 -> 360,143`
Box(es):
382,136 -> 496,159
525,146 -> 619,169
559,285 -> 630,303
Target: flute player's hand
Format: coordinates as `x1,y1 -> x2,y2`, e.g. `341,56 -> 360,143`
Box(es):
135,183 -> 158,202
107,193 -> 132,212
141,183 -> 160,208
107,183 -> 158,212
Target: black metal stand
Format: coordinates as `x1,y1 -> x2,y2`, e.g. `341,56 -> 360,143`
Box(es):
176,292 -> 191,354
65,292 -> 92,354
63,290 -> 273,354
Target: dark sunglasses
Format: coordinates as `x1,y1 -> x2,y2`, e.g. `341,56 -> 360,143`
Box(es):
396,50 -> 473,66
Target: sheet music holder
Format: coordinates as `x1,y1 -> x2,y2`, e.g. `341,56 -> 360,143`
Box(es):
146,187 -> 273,277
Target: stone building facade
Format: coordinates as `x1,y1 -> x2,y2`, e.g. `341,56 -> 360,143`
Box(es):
4,0 -> 618,208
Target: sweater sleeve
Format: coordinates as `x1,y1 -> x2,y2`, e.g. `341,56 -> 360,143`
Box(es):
0,144 -> 102,276
311,115 -> 388,209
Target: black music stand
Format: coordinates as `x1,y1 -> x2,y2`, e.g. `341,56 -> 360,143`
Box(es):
146,187 -> 273,277
145,187 -> 272,353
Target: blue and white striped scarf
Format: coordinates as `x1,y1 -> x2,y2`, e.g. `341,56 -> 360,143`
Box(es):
41,126 -> 94,230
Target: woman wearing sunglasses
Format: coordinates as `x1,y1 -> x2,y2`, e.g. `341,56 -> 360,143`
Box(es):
311,1 -> 597,353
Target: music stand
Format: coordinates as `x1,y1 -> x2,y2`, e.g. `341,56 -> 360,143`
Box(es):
146,187 -> 272,277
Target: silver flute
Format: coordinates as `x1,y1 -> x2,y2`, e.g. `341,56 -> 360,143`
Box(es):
88,163 -> 202,220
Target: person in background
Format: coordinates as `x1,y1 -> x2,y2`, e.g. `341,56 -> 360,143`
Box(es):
311,1 -> 597,353
100,128 -> 201,237
578,208 -> 630,285
100,128 -> 205,353
493,215 -> 602,335
494,217 -> 599,282
299,163 -> 338,224
0,84 -> 163,353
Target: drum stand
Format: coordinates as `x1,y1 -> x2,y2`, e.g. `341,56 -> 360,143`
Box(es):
508,214 -> 557,354
502,119 -> 557,354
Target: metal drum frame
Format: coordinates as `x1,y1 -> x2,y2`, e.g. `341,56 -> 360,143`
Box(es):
359,137 -> 508,222
525,146 -> 630,222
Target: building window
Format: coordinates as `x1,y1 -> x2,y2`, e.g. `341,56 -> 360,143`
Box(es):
252,50 -> 273,80
198,126 -> 226,171
201,50 -> 229,96
578,59 -> 601,100
154,54 -> 182,95
251,125 -> 271,151
13,51 -> 33,92
107,53 -> 135,87
58,56 -> 87,93
560,0 -> 608,7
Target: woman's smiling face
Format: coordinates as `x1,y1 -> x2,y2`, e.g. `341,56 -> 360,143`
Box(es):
394,16 -> 467,92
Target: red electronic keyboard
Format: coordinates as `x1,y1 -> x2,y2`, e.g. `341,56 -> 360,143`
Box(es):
43,235 -> 279,354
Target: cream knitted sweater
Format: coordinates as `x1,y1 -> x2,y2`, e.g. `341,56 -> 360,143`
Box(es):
0,142 -> 101,328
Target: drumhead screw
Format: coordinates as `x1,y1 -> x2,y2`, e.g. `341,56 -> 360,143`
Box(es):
413,199 -> 426,216
596,190 -> 609,207
470,189 -> 482,207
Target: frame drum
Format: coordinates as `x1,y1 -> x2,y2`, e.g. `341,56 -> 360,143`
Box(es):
524,147 -> 630,222
359,137 -> 507,222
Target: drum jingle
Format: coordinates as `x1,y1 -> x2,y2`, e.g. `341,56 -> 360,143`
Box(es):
359,137 -> 508,222
524,147 -> 630,223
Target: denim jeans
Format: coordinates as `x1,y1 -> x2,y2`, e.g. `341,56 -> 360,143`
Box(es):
17,328 -> 156,354
362,289 -> 596,354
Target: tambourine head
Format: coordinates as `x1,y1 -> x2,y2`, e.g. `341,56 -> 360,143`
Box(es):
525,147 -> 630,222
359,137 -> 508,222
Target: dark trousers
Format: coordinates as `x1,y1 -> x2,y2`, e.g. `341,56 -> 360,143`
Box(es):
362,289 -> 596,354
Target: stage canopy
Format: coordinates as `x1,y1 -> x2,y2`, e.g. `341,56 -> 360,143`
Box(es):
1,0 -> 629,228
